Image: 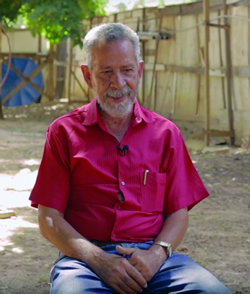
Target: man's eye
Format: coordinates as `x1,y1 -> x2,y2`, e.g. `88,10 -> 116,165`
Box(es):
125,69 -> 132,72
103,70 -> 111,74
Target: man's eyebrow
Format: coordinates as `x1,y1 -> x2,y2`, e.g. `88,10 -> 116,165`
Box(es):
99,66 -> 112,69
121,64 -> 135,68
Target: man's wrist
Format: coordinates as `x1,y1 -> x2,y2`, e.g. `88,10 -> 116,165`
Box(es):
150,243 -> 167,262
151,241 -> 172,259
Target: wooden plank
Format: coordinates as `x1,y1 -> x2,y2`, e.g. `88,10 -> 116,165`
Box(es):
145,63 -> 250,77
161,0 -> 246,16
157,15 -> 176,64
145,49 -> 157,56
192,129 -> 235,138
71,69 -> 88,97
231,5 -> 249,112
144,63 -> 223,75
137,31 -> 171,40
144,63 -> 165,71
155,71 -> 174,115
0,208 -> 17,219
174,72 -> 199,115
132,9 -> 143,19
0,53 -> 48,59
164,112 -> 219,124
161,5 -> 180,15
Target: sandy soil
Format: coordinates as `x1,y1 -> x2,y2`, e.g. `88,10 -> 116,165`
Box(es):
0,102 -> 249,294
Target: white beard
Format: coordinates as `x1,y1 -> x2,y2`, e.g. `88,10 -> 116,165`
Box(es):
97,97 -> 135,117
97,86 -> 137,117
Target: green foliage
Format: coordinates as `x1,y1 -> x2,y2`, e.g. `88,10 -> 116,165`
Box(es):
0,0 -> 23,26
21,0 -> 106,46
0,0 -> 106,47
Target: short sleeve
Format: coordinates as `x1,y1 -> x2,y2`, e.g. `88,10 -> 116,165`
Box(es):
164,133 -> 209,215
29,126 -> 70,213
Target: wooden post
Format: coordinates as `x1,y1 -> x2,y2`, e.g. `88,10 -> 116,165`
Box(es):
224,1 -> 235,145
147,13 -> 163,109
67,39 -> 73,102
47,43 -> 54,100
203,0 -> 210,146
218,10 -> 226,109
196,14 -> 201,115
0,24 -> 4,119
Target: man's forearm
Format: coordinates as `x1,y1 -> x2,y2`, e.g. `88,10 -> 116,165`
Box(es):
38,205 -> 148,293
149,208 -> 189,259
38,205 -> 105,267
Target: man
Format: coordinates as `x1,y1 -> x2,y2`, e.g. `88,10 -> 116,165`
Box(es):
30,23 -> 231,294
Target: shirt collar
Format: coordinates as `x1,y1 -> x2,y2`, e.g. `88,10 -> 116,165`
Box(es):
80,98 -> 153,126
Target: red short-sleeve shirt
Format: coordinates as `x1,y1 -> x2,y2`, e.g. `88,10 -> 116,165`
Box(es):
30,99 -> 209,242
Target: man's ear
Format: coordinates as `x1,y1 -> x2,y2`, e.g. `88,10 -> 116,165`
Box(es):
81,65 -> 93,88
138,60 -> 144,79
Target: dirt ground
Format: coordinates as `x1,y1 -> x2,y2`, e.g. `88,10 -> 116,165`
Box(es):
0,102 -> 249,294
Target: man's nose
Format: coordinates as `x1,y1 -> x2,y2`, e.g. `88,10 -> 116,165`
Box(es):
110,72 -> 126,89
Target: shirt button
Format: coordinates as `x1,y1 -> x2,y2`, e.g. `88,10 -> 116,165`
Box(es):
135,117 -> 142,123
121,181 -> 125,185
112,233 -> 116,238
117,205 -> 121,209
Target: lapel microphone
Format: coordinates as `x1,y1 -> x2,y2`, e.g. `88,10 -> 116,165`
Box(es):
116,145 -> 129,156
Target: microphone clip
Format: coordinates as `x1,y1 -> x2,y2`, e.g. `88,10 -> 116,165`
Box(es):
116,145 -> 129,156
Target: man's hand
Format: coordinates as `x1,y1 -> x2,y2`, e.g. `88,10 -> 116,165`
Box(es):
116,245 -> 165,282
90,250 -> 147,294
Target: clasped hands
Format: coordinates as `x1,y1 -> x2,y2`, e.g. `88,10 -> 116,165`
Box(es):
91,245 -> 164,294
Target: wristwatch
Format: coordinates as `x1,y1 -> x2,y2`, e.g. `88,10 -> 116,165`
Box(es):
153,241 -> 172,258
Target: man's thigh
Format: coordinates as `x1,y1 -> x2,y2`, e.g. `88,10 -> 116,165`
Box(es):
146,253 -> 231,294
49,248 -> 231,294
49,255 -> 114,294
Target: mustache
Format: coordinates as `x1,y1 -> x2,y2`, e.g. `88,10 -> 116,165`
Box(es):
103,87 -> 132,98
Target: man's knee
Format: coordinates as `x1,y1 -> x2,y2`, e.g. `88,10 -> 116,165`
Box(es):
50,270 -> 85,294
150,254 -> 231,294
186,262 -> 231,294
49,256 -> 114,294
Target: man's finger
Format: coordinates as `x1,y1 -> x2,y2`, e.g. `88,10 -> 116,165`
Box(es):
116,245 -> 136,257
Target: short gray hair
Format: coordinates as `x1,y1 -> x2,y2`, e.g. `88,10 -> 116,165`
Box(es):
83,23 -> 140,68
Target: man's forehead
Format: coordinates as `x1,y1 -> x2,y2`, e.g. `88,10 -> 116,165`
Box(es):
91,40 -> 137,68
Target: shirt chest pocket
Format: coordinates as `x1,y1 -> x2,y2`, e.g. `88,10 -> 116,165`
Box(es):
140,171 -> 167,213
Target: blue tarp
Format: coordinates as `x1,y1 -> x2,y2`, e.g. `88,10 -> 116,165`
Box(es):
1,58 -> 43,107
